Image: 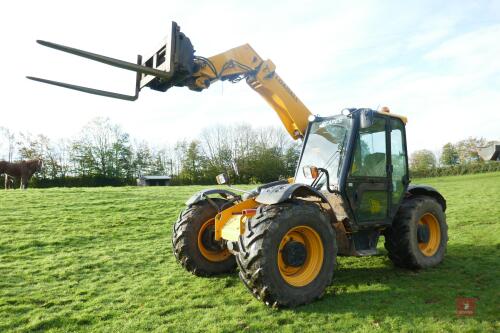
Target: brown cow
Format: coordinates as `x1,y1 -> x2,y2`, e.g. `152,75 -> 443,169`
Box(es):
0,159 -> 43,190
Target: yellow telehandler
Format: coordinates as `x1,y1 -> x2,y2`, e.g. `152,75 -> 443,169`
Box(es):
29,22 -> 448,307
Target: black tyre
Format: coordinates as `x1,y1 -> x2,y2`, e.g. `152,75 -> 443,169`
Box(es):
384,195 -> 448,269
172,199 -> 236,276
237,201 -> 336,307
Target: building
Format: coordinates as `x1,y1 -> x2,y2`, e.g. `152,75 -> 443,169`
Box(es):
478,141 -> 500,161
137,175 -> 171,186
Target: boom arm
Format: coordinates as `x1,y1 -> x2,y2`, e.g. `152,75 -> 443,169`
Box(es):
27,22 -> 312,140
189,44 -> 311,139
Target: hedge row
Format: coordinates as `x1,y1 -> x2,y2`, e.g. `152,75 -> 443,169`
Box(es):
410,161 -> 500,178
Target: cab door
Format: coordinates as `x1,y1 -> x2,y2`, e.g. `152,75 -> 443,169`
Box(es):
345,115 -> 391,225
388,117 -> 410,216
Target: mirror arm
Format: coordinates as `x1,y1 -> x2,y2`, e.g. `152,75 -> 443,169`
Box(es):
317,168 -> 341,194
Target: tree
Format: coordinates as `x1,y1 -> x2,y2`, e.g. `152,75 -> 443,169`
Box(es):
440,143 -> 459,166
112,132 -> 133,178
455,137 -> 487,163
410,150 -> 436,171
0,127 -> 16,162
17,132 -> 41,160
284,143 -> 301,177
54,138 -> 72,178
132,141 -> 153,177
16,133 -> 63,179
247,146 -> 286,183
71,118 -> 132,178
151,149 -> 168,175
199,125 -> 235,180
178,140 -> 205,184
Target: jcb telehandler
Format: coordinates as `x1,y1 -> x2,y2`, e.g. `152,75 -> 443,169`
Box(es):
29,22 -> 448,307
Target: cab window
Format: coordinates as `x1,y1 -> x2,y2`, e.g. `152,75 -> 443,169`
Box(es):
350,117 -> 387,178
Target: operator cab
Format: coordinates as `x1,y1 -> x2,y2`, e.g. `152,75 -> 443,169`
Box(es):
296,108 -> 409,229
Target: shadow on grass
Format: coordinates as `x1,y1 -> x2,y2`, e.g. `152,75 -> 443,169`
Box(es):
292,243 -> 497,321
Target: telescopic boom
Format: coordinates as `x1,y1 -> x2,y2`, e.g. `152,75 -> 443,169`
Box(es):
28,22 -> 312,139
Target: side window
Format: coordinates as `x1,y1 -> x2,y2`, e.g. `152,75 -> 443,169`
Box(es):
390,119 -> 408,205
350,117 -> 387,177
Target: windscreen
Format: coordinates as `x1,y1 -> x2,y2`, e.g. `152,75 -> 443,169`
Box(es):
295,115 -> 352,188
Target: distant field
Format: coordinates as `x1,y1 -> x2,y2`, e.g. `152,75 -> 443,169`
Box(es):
0,172 -> 499,332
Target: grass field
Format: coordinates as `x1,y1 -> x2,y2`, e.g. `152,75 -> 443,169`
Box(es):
1,172 -> 499,332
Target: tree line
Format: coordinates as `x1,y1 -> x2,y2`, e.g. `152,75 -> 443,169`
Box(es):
1,120 -> 497,187
0,118 -> 300,187
409,137 -> 499,177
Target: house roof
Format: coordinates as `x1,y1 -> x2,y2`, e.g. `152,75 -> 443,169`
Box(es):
140,175 -> 171,180
478,142 -> 500,161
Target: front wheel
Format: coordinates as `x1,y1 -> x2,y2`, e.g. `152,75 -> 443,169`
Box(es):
237,201 -> 337,307
172,199 -> 236,276
384,195 -> 448,269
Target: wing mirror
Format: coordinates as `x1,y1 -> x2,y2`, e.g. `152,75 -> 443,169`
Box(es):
360,109 -> 375,129
216,173 -> 230,185
302,166 -> 319,179
303,166 -> 341,194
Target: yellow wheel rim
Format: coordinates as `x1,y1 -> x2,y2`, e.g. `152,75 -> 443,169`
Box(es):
278,226 -> 324,287
418,213 -> 441,257
197,218 -> 231,262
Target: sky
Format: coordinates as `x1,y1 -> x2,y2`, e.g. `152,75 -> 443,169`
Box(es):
1,0 -> 499,156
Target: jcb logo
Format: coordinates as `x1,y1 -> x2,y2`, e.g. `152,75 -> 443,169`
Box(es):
369,199 -> 381,213
275,74 -> 298,102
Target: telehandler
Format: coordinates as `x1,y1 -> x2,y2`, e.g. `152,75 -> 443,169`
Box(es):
29,22 -> 448,307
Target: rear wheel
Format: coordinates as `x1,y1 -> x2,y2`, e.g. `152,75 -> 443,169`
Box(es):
384,195 -> 448,269
172,199 -> 236,276
237,201 -> 336,307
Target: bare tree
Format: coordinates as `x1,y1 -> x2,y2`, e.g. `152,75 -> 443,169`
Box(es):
151,145 -> 174,176
55,138 -> 72,177
0,127 -> 16,162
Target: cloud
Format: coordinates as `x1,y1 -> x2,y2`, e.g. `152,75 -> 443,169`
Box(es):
425,24 -> 500,76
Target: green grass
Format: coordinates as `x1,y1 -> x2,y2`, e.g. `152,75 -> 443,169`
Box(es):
1,173 -> 499,332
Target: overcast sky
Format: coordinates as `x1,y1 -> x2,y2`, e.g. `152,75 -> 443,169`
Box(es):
1,0 -> 499,155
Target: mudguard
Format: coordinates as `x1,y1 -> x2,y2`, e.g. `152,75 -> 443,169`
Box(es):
407,184 -> 447,211
185,188 -> 238,207
255,183 -> 329,205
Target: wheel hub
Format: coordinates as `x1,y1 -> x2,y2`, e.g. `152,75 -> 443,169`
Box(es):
281,241 -> 307,267
417,224 -> 430,243
277,226 -> 324,287
417,213 -> 441,257
201,224 -> 223,252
